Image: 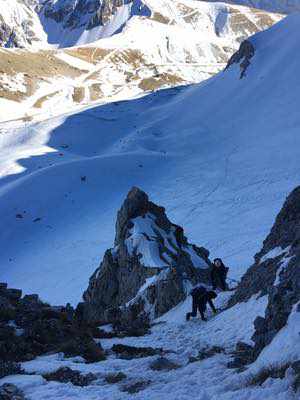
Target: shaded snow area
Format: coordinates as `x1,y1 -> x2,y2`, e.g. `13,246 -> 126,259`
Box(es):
1,292 -> 296,400
259,246 -> 291,263
0,14 -> 300,305
125,212 -> 208,268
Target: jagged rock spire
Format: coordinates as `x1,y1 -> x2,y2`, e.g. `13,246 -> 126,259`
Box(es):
83,187 -> 211,325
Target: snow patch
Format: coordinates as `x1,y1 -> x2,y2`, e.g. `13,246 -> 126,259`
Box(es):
260,246 -> 290,263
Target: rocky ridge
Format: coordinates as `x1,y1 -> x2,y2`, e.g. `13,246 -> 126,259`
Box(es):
225,39 -> 255,78
228,186 -> 300,365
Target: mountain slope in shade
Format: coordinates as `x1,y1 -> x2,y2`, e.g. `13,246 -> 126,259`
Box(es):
0,14 -> 299,305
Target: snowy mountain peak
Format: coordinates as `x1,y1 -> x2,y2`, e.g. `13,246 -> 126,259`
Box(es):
0,0 -> 47,48
0,0 -> 283,49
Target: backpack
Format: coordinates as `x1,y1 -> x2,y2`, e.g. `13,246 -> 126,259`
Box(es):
190,286 -> 207,299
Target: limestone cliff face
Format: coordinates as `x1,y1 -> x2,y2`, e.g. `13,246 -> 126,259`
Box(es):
229,186 -> 300,358
83,187 -> 211,323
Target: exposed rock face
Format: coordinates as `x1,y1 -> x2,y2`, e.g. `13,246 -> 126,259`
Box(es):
225,39 -> 255,78
83,187 -> 211,325
229,186 -> 300,360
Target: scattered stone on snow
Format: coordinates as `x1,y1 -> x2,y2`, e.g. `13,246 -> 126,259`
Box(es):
121,379 -> 151,394
43,367 -> 97,387
105,372 -> 127,384
149,357 -> 180,371
112,344 -> 163,360
189,346 -> 225,363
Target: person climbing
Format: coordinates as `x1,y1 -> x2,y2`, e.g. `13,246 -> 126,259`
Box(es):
211,258 -> 229,291
186,285 -> 217,322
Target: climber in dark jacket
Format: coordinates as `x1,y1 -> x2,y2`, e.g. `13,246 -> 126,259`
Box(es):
186,286 -> 217,321
211,258 -> 229,291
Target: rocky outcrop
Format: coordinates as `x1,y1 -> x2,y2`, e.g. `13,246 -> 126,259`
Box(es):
83,187 -> 211,325
0,283 -> 105,368
225,40 -> 255,78
229,186 -> 300,361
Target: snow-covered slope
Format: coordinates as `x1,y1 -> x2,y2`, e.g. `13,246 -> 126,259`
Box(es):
204,0 -> 300,14
0,0 -> 282,122
0,14 -> 299,305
